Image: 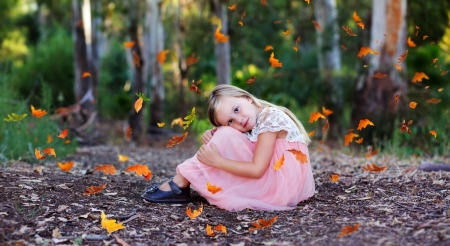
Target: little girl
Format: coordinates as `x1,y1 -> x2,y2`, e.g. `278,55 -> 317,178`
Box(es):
142,84 -> 315,211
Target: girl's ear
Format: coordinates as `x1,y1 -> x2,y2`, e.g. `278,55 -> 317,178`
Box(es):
246,96 -> 253,103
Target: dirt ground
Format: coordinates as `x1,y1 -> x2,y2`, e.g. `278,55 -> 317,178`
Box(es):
1,134 -> 450,246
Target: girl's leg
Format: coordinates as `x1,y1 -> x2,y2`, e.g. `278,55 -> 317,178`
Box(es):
158,173 -> 190,191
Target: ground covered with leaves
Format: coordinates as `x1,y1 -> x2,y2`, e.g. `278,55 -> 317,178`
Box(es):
1,136 -> 450,246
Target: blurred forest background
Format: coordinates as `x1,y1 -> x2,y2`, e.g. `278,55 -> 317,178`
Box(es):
1,0 -> 449,164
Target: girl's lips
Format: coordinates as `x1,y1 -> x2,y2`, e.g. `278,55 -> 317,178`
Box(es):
243,119 -> 248,128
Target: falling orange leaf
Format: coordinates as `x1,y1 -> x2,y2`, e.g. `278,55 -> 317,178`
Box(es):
42,147 -> 56,157
260,0 -> 268,6
342,26 -> 357,36
362,163 -> 386,173
344,132 -> 359,146
157,122 -> 165,127
283,29 -> 291,35
287,149 -> 308,164
429,130 -> 437,138
241,11 -> 246,19
305,0 -> 310,4
35,148 -> 46,160
157,50 -> 170,65
308,130 -> 315,137
400,120 -> 412,135
238,21 -> 243,26
214,26 -> 229,43
30,105 -> 47,118
123,41 -> 135,48
264,45 -> 274,51
357,47 -> 379,58
331,174 -> 339,182
322,107 -> 333,116
438,88 -> 444,92
82,72 -> 91,78
190,79 -> 202,94
273,154 -> 285,170
365,149 -> 379,159
170,117 -> 184,128
186,204 -> 203,220
228,3 -> 236,10
134,97 -> 143,113
423,35 -> 428,40
274,20 -> 281,24
409,102 -> 417,109
57,129 -> 68,139
355,138 -> 364,144
206,181 -> 222,194
338,223 -> 360,237
269,52 -> 282,67
118,154 -> 129,162
186,53 -> 200,66
397,50 -> 408,63
83,184 -> 106,196
309,112 -> 325,123
322,120 -> 330,136
246,76 -> 256,84
65,139 -> 71,144
167,132 -> 188,147
441,70 -> 449,75
357,119 -> 374,131
352,12 -> 364,29
94,164 -> 117,175
394,63 -> 402,71
292,46 -> 298,52
126,126 -> 132,141
427,98 -> 441,104
47,134 -> 53,144
411,72 -> 429,83
249,216 -> 278,231
395,94 -> 400,102
295,37 -> 301,44
373,72 -> 387,79
340,45 -> 347,50
124,164 -> 152,180
407,37 -> 416,47
58,161 -> 75,172
432,58 -> 438,64
312,20 -> 322,31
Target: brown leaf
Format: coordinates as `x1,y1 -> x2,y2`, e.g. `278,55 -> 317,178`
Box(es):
167,132 -> 188,147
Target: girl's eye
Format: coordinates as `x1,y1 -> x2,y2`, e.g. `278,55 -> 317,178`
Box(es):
234,107 -> 239,113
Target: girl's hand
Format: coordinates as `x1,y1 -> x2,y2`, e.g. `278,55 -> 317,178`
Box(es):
197,142 -> 220,167
201,128 -> 217,145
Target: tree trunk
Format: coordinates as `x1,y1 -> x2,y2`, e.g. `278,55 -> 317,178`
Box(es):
211,0 -> 231,85
146,0 -> 165,130
174,0 -> 188,116
126,0 -> 146,143
313,0 -> 342,140
351,0 -> 408,147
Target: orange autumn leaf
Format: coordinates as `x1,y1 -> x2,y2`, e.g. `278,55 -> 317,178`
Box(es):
352,12 -> 364,29
322,107 -> 333,116
64,139 -> 71,144
246,76 -> 256,84
170,117 -> 184,128
47,134 -> 53,144
167,132 -> 188,147
101,211 -> 125,234
118,154 -> 129,162
264,45 -> 274,51
30,105 -> 47,118
42,147 -> 56,157
395,94 -> 401,103
415,26 -> 419,36
249,216 -> 278,231
186,53 -> 200,66
309,112 -> 325,123
126,126 -> 132,141
94,164 -> 117,175
409,102 -> 417,109
190,79 -> 202,94
407,37 -> 416,47
134,97 -> 143,113
429,130 -> 437,138
206,181 -> 222,194
357,119 -> 374,131
123,41 -> 135,48
157,50 -> 170,65
133,51 -> 140,67
308,130 -> 315,137
411,72 -> 429,83
186,204 -> 203,220
342,26 -> 357,36
432,58 -> 438,64
241,11 -> 246,19
305,0 -> 310,4
373,72 -> 387,79
214,26 -> 229,43
274,20 -> 281,24
440,70 -> 448,75
292,46 -> 298,52
344,132 -> 359,146
311,20 -> 322,31
362,163 -> 387,172
206,224 -> 216,236
365,149 -> 379,159
340,44 -> 347,50
338,223 -> 360,237
322,120 -> 330,135
295,37 -> 301,44
83,184 -> 106,196
124,164 -> 152,180
423,35 -> 428,40
238,21 -> 243,26
260,0 -> 268,6
438,88 -> 444,92
400,120 -> 412,135
397,50 -> 408,63
355,138 -> 364,144
357,47 -> 379,58
427,98 -> 441,104
269,52 -> 282,67
425,86 -> 430,89
57,129 -> 68,139
228,3 -> 236,10
82,72 -> 91,78
331,174 -> 339,182
58,161 -> 75,172
394,63 -> 402,72
287,149 -> 308,164
35,148 -> 46,160
156,122 -> 165,127
273,154 -> 285,170
283,29 -> 291,35
214,224 -> 227,234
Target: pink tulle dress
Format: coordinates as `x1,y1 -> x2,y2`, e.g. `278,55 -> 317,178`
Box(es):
176,107 -> 315,211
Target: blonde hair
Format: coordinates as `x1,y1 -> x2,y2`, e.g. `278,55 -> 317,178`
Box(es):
207,84 -> 311,145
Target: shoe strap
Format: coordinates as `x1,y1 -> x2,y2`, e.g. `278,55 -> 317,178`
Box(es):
168,180 -> 182,195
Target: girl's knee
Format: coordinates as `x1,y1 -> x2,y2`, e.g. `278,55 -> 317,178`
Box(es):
214,126 -> 241,136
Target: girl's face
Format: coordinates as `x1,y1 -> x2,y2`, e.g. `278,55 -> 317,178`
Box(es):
215,96 -> 262,132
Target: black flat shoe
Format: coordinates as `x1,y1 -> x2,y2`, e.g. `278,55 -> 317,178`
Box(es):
141,178 -> 191,203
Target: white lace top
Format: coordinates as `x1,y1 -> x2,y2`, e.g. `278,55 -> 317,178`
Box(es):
244,107 -> 306,144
